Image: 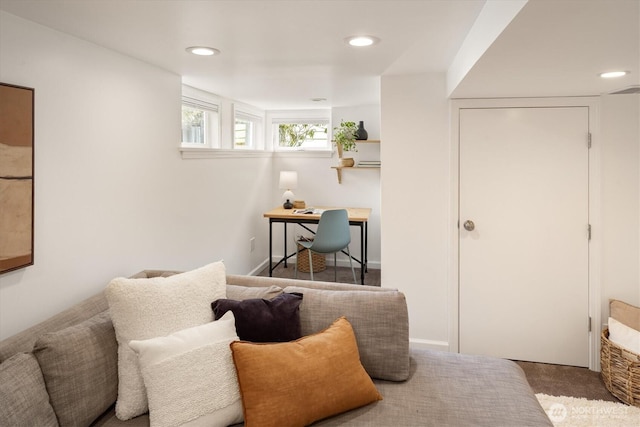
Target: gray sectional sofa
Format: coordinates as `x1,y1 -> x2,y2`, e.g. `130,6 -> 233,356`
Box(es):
0,271 -> 552,426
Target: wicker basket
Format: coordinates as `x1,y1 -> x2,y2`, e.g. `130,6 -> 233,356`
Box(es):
601,328 -> 640,407
296,239 -> 326,273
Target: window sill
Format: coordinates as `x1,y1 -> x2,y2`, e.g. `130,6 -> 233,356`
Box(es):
180,147 -> 334,160
272,150 -> 333,159
180,148 -> 272,159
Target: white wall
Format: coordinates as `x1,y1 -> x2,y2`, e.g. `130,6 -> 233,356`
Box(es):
381,72 -> 640,351
381,73 -> 450,348
0,12 -> 272,339
600,93 -> 640,323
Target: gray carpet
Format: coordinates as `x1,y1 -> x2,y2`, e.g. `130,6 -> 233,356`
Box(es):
516,361 -> 618,402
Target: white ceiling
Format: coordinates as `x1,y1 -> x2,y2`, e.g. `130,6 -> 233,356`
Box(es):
452,0 -> 640,98
0,0 -> 638,109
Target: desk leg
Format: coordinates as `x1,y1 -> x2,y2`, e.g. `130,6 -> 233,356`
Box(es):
283,223 -> 288,268
360,224 -> 365,285
269,219 -> 273,277
365,221 -> 368,273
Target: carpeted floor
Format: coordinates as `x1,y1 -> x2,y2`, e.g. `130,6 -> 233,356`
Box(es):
261,264 -> 620,404
516,361 -> 618,402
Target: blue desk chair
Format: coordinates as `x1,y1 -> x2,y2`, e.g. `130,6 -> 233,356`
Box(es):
295,209 -> 357,284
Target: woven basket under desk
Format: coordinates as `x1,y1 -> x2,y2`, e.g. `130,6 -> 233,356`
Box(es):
601,328 -> 640,407
296,240 -> 326,273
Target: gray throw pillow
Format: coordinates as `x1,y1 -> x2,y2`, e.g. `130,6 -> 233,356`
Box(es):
283,286 -> 410,381
0,352 -> 59,427
34,310 -> 117,427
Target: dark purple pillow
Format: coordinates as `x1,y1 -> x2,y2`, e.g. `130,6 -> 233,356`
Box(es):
211,293 -> 303,342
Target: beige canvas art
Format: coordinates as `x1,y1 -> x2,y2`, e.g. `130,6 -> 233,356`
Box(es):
0,83 -> 34,273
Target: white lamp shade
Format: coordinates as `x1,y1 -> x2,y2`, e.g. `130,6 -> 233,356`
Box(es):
279,171 -> 298,190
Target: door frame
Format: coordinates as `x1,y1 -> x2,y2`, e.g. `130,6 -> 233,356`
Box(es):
449,97 -> 602,371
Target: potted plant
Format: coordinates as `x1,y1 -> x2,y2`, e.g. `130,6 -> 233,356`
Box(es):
333,120 -> 358,167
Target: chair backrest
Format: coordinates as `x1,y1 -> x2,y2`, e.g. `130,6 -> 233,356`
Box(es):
310,209 -> 351,253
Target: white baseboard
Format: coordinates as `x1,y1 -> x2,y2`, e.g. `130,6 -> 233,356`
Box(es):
247,259 -> 270,276
410,338 -> 449,352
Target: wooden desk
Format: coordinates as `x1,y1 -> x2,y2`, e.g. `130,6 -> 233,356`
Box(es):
263,207 -> 371,284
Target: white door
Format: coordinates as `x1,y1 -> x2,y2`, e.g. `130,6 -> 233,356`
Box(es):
459,107 -> 590,367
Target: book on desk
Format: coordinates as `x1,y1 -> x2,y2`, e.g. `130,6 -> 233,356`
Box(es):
293,208 -> 325,215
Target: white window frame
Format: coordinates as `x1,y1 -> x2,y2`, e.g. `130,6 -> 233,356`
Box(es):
268,110 -> 332,156
180,86 -> 270,159
233,106 -> 264,150
181,86 -> 221,149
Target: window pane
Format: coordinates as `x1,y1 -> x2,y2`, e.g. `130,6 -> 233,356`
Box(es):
234,119 -> 251,148
277,123 -> 328,148
182,106 -> 206,144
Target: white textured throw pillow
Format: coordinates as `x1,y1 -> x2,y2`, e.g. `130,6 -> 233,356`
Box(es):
105,261 -> 227,420
609,317 -> 640,354
129,311 -> 243,427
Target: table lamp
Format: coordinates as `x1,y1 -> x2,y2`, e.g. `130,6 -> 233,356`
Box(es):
279,171 -> 297,209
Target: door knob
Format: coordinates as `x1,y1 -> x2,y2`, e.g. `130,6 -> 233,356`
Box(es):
463,220 -> 475,231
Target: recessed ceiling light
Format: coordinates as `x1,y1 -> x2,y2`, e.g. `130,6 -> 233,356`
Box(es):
186,46 -> 221,56
345,35 -> 380,47
599,71 -> 628,79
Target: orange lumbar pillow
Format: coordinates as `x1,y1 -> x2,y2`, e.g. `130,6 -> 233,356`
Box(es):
230,316 -> 382,427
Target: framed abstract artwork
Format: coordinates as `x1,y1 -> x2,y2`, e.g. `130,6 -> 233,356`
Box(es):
0,83 -> 34,274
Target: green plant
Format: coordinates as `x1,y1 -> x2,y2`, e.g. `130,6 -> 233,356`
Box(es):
333,120 -> 358,153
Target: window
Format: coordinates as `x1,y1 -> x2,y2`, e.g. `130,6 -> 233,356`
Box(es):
270,111 -> 331,151
181,105 -> 205,143
181,97 -> 220,148
180,86 -> 269,158
234,109 -> 262,149
277,122 -> 329,149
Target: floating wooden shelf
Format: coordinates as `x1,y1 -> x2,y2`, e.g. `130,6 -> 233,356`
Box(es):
331,166 -> 381,184
330,140 -> 380,183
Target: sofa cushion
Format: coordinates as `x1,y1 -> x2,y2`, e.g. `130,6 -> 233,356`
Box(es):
226,284 -> 283,301
105,261 -> 227,420
33,310 -> 117,427
0,352 -> 59,427
129,311 -> 243,427
226,273 -> 394,292
212,293 -> 303,342
284,286 -> 410,381
231,316 -> 382,427
312,349 -> 552,427
610,299 -> 640,332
